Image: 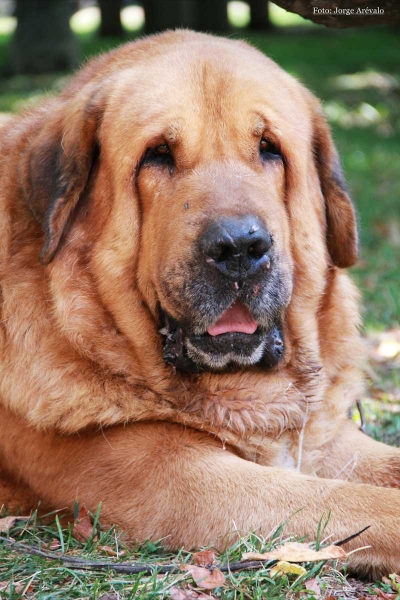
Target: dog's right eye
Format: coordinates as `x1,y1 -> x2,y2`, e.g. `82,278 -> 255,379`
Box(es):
141,144 -> 174,170
260,138 -> 282,162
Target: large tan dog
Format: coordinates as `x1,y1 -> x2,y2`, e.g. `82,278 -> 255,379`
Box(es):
0,30 -> 399,576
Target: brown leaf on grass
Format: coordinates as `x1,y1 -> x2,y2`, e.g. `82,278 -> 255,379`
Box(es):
0,581 -> 27,594
369,330 -> 400,363
72,506 -> 95,542
42,539 -> 62,551
242,542 -> 347,563
181,564 -> 226,589
169,587 -> 215,600
170,589 -> 196,600
374,589 -> 397,600
0,515 -> 29,532
193,550 -> 217,567
305,578 -> 321,597
99,545 -> 126,557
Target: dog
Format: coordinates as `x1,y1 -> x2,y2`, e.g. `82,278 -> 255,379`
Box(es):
0,30 -> 399,576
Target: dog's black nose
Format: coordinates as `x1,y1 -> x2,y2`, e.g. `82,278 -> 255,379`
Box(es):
200,215 -> 272,280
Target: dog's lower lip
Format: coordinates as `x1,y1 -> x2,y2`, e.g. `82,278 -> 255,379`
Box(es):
195,329 -> 259,340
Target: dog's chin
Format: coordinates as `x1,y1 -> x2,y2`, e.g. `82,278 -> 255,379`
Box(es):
160,309 -> 284,373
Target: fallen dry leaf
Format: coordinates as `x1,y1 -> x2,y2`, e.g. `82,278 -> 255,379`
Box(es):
170,589 -> 195,600
42,539 -> 62,551
0,515 -> 29,532
270,560 -> 307,578
377,338 -> 400,360
374,589 -> 397,600
169,587 -> 214,600
242,542 -> 346,563
72,506 -> 95,542
369,330 -> 400,364
0,581 -> 26,594
99,545 -> 126,557
305,577 -> 321,597
193,550 -> 217,567
181,564 -> 226,589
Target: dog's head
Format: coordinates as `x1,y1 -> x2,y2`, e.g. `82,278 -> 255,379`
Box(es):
20,31 -> 357,376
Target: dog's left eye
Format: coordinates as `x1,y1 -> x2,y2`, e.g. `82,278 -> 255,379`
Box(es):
260,138 -> 282,161
155,144 -> 170,155
142,144 -> 174,169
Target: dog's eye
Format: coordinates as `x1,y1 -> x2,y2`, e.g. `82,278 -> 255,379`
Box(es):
155,144 -> 170,155
142,144 -> 174,169
260,138 -> 282,161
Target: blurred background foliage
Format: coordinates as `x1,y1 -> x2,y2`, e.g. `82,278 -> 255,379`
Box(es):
0,0 -> 398,443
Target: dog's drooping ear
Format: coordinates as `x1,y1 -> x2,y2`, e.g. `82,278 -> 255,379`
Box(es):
20,89 -> 104,264
312,106 -> 358,269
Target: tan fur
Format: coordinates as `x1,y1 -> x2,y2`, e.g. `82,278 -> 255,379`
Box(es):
0,31 -> 399,576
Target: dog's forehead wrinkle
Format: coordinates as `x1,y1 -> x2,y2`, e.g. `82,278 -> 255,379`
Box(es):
253,113 -> 284,138
165,124 -> 181,144
111,55 -> 304,149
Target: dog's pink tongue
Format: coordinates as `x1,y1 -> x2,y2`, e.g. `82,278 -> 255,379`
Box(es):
207,301 -> 258,336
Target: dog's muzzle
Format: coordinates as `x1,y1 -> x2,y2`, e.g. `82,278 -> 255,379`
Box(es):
158,214 -> 288,373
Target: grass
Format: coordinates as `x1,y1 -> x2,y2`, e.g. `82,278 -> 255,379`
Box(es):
0,16 -> 399,600
0,509 -> 371,599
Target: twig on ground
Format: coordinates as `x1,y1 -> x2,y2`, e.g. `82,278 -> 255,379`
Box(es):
0,536 -> 274,574
0,525 -> 371,576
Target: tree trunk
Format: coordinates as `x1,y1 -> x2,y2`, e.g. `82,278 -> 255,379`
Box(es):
270,0 -> 400,27
99,0 -> 123,38
143,0 -> 199,33
198,0 -> 229,31
7,0 -> 77,75
143,0 -> 229,33
249,0 -> 272,30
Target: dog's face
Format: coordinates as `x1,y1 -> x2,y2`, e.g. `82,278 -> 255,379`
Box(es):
133,54 -> 295,371
20,31 -> 358,376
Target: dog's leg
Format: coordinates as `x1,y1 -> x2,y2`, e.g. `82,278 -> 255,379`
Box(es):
0,411 -> 399,576
313,420 -> 400,488
0,470 -> 50,515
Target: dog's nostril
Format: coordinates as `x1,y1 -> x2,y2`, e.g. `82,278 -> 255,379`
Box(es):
216,243 -> 235,263
248,238 -> 270,259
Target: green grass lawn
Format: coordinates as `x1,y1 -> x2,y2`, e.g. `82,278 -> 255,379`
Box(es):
0,21 -> 399,600
1,510 -> 390,600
